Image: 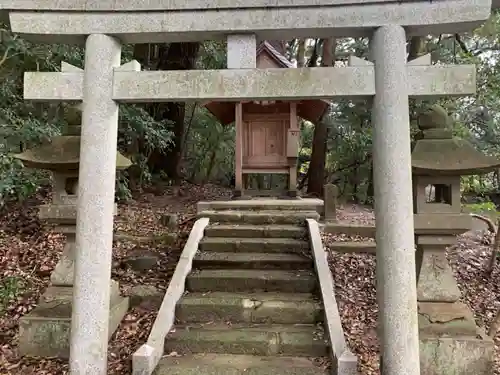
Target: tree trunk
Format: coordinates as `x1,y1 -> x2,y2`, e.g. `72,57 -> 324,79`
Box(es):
296,39 -> 307,68
134,42 -> 201,184
407,36 -> 425,61
307,38 -> 335,197
365,160 -> 374,205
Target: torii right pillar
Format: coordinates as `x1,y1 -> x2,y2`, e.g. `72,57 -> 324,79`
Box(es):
371,25 -> 420,375
371,24 -> 494,375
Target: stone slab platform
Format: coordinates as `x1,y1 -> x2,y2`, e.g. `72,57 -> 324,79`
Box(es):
155,353 -> 328,375
18,286 -> 129,358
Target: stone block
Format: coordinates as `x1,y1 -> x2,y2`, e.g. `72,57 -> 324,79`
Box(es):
18,285 -> 129,358
38,204 -> 77,223
418,302 -> 477,336
159,213 -> 178,229
416,249 -> 461,302
420,334 -> 494,375
128,285 -> 163,308
324,184 -> 339,222
337,350 -> 358,375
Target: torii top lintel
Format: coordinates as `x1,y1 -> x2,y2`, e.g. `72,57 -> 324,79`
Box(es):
0,0 -> 495,44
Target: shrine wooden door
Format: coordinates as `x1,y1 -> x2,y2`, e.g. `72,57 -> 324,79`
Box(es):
242,114 -> 289,170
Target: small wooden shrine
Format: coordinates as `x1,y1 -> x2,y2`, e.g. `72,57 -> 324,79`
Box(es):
204,41 -> 329,197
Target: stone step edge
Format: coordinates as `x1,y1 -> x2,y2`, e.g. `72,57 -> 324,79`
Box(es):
176,292 -> 322,324
187,269 -> 317,293
200,237 -> 309,245
155,353 -> 329,375
197,199 -> 323,212
165,323 -> 329,357
199,209 -> 320,216
329,241 -> 376,254
205,224 -> 307,237
194,251 -> 313,264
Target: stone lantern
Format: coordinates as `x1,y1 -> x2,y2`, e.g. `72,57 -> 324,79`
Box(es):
14,105 -> 131,358
412,105 -> 498,375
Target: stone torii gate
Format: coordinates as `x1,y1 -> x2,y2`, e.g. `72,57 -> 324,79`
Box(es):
0,1 -> 495,374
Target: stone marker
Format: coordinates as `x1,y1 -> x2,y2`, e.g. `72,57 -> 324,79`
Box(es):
324,183 -> 338,222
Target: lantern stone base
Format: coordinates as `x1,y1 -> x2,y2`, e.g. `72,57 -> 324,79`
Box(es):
420,333 -> 494,375
417,302 -> 494,375
18,283 -> 129,358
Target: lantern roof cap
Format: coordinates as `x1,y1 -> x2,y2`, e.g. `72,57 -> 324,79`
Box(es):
412,104 -> 500,176
13,105 -> 132,172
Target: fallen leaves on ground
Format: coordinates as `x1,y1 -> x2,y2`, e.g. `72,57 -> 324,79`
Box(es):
324,203 -> 500,374
1,194 -> 500,374
0,182 -> 231,374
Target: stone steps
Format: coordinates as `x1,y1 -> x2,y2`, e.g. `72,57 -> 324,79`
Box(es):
155,353 -> 328,375
329,240 -> 376,254
204,224 -> 307,239
164,323 -> 328,357
187,269 -> 317,293
199,210 -> 319,225
199,237 -> 310,253
194,251 -> 313,270
158,202 -> 331,374
176,292 -> 322,324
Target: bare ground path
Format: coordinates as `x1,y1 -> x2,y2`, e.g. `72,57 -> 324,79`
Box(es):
1,191 -> 499,374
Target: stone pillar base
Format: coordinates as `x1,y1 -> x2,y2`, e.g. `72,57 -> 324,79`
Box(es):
18,283 -> 129,358
420,332 -> 494,375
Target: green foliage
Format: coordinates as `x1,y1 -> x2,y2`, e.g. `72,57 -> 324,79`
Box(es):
0,154 -> 45,206
464,201 -> 498,214
0,276 -> 26,315
4,17 -> 500,204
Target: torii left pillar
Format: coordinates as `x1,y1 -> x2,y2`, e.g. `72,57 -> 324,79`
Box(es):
70,34 -> 121,375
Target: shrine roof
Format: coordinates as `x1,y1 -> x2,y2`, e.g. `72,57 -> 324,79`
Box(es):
203,40 -> 330,124
257,41 -> 294,69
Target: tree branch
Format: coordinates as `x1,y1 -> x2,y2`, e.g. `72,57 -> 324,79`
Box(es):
0,45 -> 12,69
454,33 -> 470,55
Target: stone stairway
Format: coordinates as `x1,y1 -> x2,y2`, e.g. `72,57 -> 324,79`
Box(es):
154,201 -> 331,375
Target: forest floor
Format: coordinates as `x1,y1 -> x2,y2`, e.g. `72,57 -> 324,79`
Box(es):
0,182 -> 499,374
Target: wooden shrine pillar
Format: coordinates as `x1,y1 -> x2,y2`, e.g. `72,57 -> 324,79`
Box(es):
235,102 -> 244,195
287,102 -> 300,197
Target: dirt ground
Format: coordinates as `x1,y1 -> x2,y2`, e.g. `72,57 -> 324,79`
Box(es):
1,184 -> 499,374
